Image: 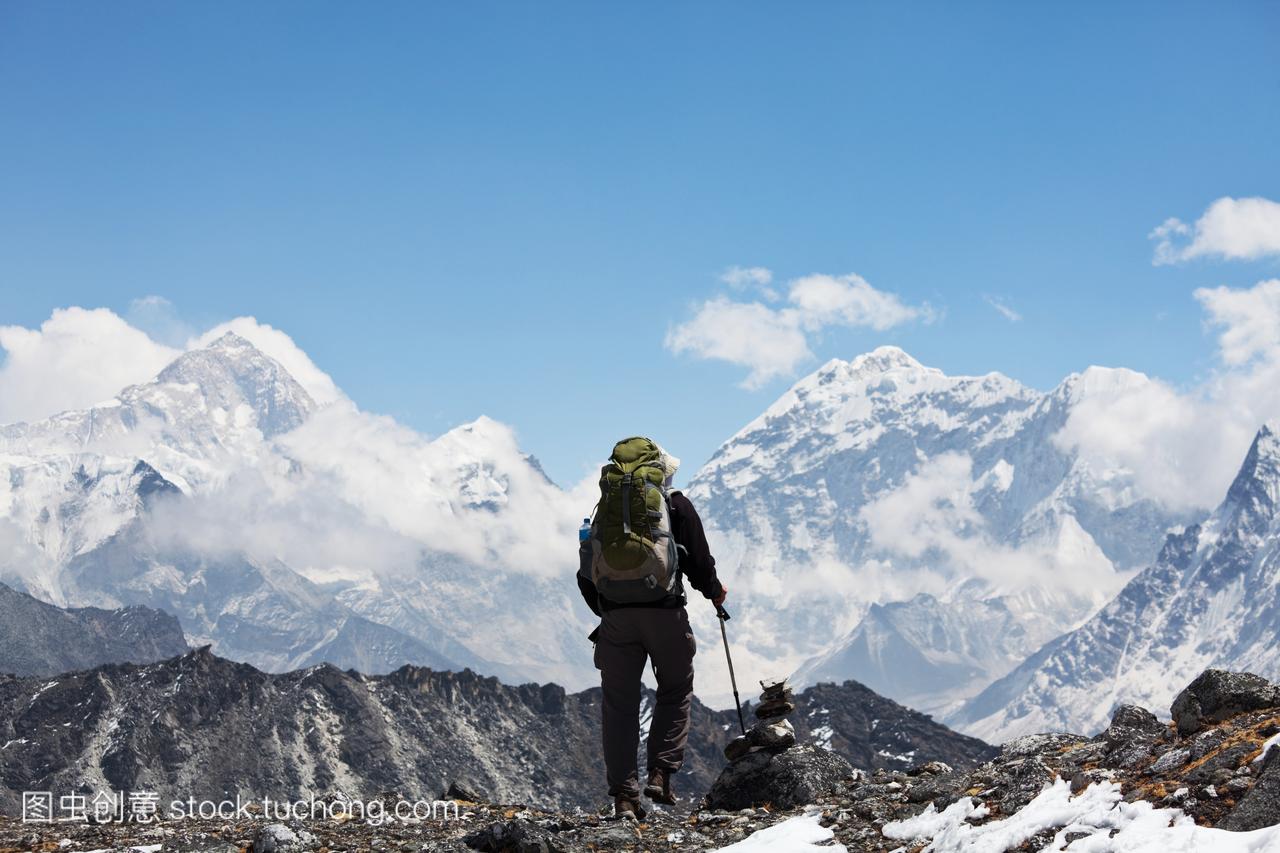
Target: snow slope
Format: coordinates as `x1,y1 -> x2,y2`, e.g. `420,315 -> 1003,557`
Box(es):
950,423 -> 1280,742
687,347 -> 1192,711
0,333 -> 593,685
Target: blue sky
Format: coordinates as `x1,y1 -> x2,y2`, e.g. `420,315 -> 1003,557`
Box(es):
2,2 -> 1278,486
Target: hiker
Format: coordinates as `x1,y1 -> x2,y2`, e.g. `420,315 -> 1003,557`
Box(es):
577,437 -> 727,819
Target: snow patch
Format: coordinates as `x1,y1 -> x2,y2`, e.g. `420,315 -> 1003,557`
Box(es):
883,778 -> 1280,852
712,812 -> 847,852
1253,731 -> 1280,765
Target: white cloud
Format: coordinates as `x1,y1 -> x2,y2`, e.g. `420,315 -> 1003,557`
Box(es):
858,452 -> 1116,596
1195,279 -> 1280,366
789,273 -> 930,330
666,272 -> 932,389
0,307 -> 180,424
1054,279 -> 1280,513
983,294 -> 1022,323
1151,196 -> 1280,264
127,295 -> 197,346
664,297 -> 815,389
720,265 -> 773,289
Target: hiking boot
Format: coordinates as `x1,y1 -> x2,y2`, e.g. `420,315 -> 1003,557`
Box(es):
614,795 -> 647,820
644,768 -> 677,804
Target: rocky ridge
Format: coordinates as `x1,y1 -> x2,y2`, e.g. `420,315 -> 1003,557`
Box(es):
3,668 -> 1279,851
0,648 -> 989,817
0,580 -> 188,677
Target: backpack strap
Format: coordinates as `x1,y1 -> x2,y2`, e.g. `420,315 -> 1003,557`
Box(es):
621,472 -> 632,536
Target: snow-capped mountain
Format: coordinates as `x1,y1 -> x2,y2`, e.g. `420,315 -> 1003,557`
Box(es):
0,333 -> 315,587
687,347 -> 1193,712
0,333 -> 593,685
948,422 -> 1280,742
0,333 -> 1213,713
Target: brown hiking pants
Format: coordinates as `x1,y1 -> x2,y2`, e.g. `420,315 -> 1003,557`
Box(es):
593,606 -> 697,799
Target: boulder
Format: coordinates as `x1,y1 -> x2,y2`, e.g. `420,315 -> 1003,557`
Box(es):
752,719 -> 797,752
250,825 -> 314,853
1000,732 -> 1087,759
993,757 -> 1055,816
723,718 -> 796,761
910,761 -> 953,777
463,819 -> 564,853
443,779 -> 486,802
724,734 -> 752,761
1219,748 -> 1280,832
754,698 -> 797,720
1171,670 -> 1280,737
704,744 -> 854,811
1102,704 -> 1166,750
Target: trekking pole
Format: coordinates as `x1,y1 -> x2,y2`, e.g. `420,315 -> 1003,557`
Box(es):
717,604 -> 747,736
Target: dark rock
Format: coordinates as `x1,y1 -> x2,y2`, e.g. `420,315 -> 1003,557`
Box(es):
752,720 -> 796,752
1170,670 -> 1280,737
1058,740 -> 1108,773
724,735 -> 752,761
1109,739 -> 1158,771
754,698 -> 796,720
443,780 -> 485,802
724,719 -> 796,762
905,771 -> 963,805
1187,728 -> 1229,760
759,679 -> 792,701
1148,747 -> 1191,776
1219,754 -> 1280,833
1070,769 -> 1113,795
1001,732 -> 1087,759
1102,704 -> 1165,750
1185,744 -> 1257,786
705,745 -> 854,811
994,757 -> 1054,815
463,819 -> 563,853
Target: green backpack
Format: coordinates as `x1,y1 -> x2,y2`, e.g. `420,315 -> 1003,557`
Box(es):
581,437 -> 681,603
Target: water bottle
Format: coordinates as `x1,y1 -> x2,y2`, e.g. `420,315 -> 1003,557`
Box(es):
579,518 -> 591,543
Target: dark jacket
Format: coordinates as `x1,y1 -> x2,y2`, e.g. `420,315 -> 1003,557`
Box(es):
577,490 -> 723,616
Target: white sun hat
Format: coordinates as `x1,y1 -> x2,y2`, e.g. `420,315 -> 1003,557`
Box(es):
653,443 -> 681,486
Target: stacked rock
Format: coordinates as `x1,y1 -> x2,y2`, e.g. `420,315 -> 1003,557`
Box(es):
723,678 -> 798,761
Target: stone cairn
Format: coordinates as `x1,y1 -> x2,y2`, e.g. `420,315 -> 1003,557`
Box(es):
723,677 -> 798,762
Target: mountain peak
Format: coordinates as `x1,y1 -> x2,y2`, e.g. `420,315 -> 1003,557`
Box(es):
802,346 -> 929,390
850,345 -> 925,373
150,334 -> 316,437
205,330 -> 255,351
1223,422 -> 1280,521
